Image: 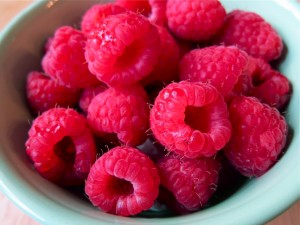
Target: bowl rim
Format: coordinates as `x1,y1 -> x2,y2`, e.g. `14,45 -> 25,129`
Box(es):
0,0 -> 299,225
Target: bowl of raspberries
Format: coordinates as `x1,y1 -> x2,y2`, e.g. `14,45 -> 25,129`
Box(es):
0,0 -> 299,224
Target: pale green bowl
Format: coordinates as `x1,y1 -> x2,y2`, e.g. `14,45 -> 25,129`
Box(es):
0,0 -> 299,225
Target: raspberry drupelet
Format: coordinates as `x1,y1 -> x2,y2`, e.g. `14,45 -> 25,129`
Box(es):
85,146 -> 160,216
150,81 -> 232,158
25,108 -> 97,186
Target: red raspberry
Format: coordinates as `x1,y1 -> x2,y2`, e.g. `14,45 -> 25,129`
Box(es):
150,81 -> 232,158
166,0 -> 226,42
141,25 -> 180,87
249,58 -> 291,111
85,12 -> 161,87
25,108 -> 97,186
42,26 -> 99,89
156,153 -> 221,212
214,10 -> 283,61
115,0 -> 167,26
85,146 -> 160,216
26,71 -> 81,115
87,84 -> 149,146
79,83 -> 107,113
224,96 -> 288,177
179,46 -> 252,99
80,3 -> 126,35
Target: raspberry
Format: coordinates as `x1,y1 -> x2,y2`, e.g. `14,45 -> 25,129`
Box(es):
80,3 -> 126,35
214,10 -> 283,61
156,153 -> 221,212
85,11 -> 161,87
150,81 -> 232,158
249,58 -> 291,110
87,84 -> 149,146
141,25 -> 180,87
224,96 -> 288,177
25,108 -> 97,186
115,0 -> 167,25
179,46 -> 251,99
42,26 -> 99,89
79,83 -> 107,113
85,146 -> 160,216
26,71 -> 81,115
166,0 -> 226,42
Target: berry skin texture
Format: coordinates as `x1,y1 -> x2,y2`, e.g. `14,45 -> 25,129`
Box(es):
156,153 -> 221,212
214,10 -> 283,61
85,11 -> 161,87
166,0 -> 226,42
150,81 -> 232,158
85,146 -> 160,216
25,108 -> 97,186
42,26 -> 99,89
81,3 -> 126,35
179,46 -> 252,98
26,71 -> 81,115
224,96 -> 288,177
87,84 -> 149,146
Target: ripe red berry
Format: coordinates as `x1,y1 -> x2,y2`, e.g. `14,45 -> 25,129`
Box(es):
87,84 -> 149,146
150,81 -> 231,158
26,71 -> 81,115
214,10 -> 283,61
25,108 -> 97,186
85,146 -> 160,216
166,0 -> 226,41
85,11 -> 161,87
156,153 -> 221,212
224,96 -> 288,177
42,26 -> 100,89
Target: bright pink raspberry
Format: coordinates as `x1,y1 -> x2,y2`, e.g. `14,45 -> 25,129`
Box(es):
150,81 -> 232,158
26,71 -> 81,115
224,96 -> 288,177
85,11 -> 161,87
214,10 -> 283,61
141,25 -> 180,87
85,146 -> 160,216
115,0 -> 151,16
80,3 -> 126,35
25,108 -> 97,186
79,83 -> 107,113
179,46 -> 252,99
166,0 -> 226,42
42,26 -> 99,89
87,84 -> 149,146
156,153 -> 221,212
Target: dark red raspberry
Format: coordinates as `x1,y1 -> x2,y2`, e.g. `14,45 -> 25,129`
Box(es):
26,71 -> 81,115
25,108 -> 96,186
115,0 -> 151,17
166,0 -> 226,41
79,83 -> 107,113
42,26 -> 99,89
214,10 -> 283,61
87,84 -> 149,146
81,3 -> 126,35
141,25 -> 180,87
224,96 -> 288,177
179,46 -> 252,99
85,11 -> 161,87
156,153 -> 221,212
85,146 -> 160,216
150,81 -> 232,158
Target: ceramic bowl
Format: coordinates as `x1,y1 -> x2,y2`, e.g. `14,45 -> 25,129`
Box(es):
0,0 -> 299,225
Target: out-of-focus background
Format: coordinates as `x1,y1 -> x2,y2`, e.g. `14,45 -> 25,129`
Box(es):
0,1 -> 299,225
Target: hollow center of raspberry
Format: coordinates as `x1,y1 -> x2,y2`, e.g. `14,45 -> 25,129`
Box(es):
184,106 -> 211,133
115,40 -> 142,69
53,136 -> 76,164
109,176 -> 134,196
252,73 -> 265,87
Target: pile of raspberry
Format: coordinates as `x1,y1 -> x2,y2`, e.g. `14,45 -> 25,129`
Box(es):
25,0 -> 291,217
